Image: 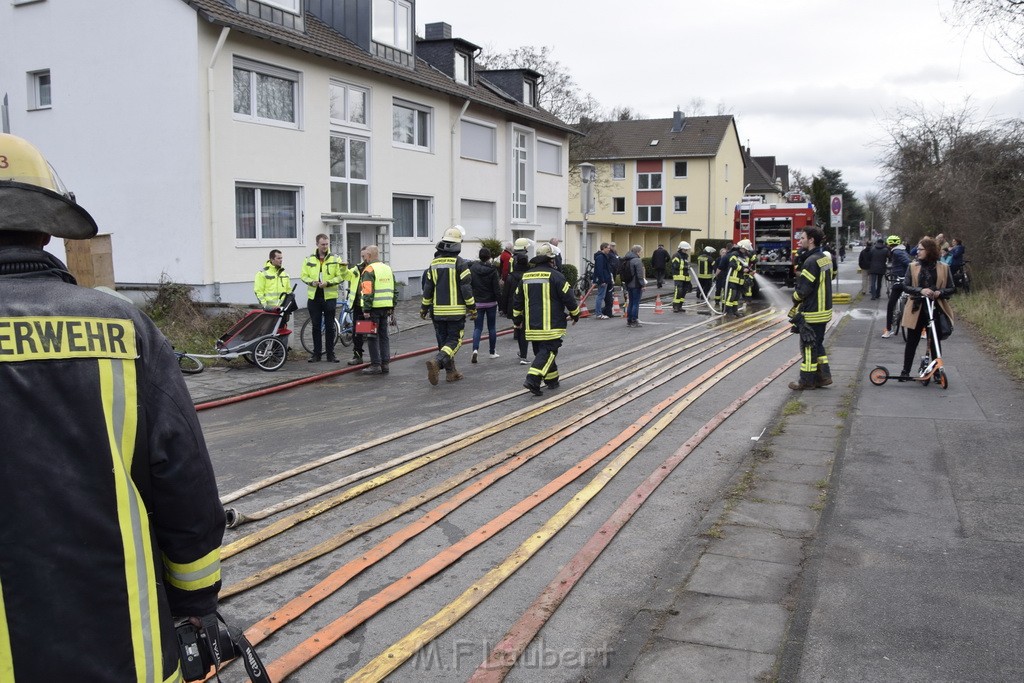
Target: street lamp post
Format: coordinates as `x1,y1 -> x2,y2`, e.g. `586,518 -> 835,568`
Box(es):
578,162 -> 596,267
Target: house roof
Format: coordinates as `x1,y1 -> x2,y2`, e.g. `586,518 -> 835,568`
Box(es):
184,0 -> 578,135
582,115 -> 741,160
744,150 -> 780,193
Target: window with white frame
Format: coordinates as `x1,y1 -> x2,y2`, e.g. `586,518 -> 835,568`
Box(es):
612,197 -> 625,213
392,99 -> 431,150
537,139 -> 561,175
28,70 -> 51,109
235,184 -> 300,241
460,199 -> 496,240
637,172 -> 662,190
460,119 -> 496,162
454,52 -> 470,84
260,0 -> 300,12
612,162 -> 626,180
233,58 -> 299,127
523,79 -> 536,106
673,196 -> 688,212
674,161 -> 688,178
637,205 -> 662,223
329,80 -> 368,127
511,127 -> 533,222
329,134 -> 369,213
537,206 -> 560,233
372,0 -> 412,52
392,195 -> 431,239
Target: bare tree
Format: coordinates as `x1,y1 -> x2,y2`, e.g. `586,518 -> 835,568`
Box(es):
947,0 -> 1024,72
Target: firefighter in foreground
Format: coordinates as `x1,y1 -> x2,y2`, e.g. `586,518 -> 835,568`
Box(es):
421,226 -> 476,385
670,241 -> 692,312
512,242 -> 580,396
722,239 -> 753,317
0,133 -> 226,680
788,225 -> 834,390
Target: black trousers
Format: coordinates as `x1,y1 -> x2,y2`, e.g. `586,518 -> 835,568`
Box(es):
526,338 -> 562,386
433,318 -> 466,369
365,309 -> 392,366
307,297 -> 337,357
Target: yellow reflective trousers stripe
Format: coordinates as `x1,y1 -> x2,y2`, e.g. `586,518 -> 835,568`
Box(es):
0,576 -> 12,683
99,358 -> 163,683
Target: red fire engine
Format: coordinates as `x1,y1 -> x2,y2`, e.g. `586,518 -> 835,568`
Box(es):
733,191 -> 816,287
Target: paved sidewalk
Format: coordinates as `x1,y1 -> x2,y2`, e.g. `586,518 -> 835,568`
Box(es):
627,293 -> 1024,682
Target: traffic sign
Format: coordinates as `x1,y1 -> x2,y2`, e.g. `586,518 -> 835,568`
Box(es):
830,194 -> 843,228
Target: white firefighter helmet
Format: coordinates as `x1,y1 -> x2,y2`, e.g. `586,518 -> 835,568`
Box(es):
535,243 -> 555,259
437,225 -> 466,253
513,237 -> 532,252
0,133 -> 98,239
677,241 -> 691,252
736,239 -> 753,253
705,246 -> 716,254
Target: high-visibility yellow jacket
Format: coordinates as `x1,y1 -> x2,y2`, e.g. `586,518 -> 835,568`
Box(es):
793,247 -> 833,323
360,260 -> 397,310
422,254 -> 475,319
300,252 -> 348,301
0,246 -> 225,682
511,261 -> 581,341
254,261 -> 291,307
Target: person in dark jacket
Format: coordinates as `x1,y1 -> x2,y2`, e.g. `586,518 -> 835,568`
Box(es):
788,226 -> 834,390
623,245 -> 647,327
500,248 -> 531,363
867,237 -> 890,299
421,226 -> 476,385
469,247 -> 502,362
882,235 -> 911,338
0,133 -> 225,681
899,237 -> 955,379
593,242 -> 614,318
858,241 -> 872,295
512,243 -> 580,395
714,243 -> 733,307
651,243 -> 670,288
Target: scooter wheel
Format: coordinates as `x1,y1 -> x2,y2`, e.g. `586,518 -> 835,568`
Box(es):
869,366 -> 888,386
937,368 -> 948,390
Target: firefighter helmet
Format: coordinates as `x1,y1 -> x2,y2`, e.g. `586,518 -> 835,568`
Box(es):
886,235 -> 901,246
535,243 -> 555,259
0,133 -> 98,239
704,246 -> 716,254
736,239 -> 753,253
436,225 -> 466,253
513,237 -> 532,252
677,241 -> 691,252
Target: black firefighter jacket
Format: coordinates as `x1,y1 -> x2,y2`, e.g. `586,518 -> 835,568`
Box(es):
0,246 -> 225,682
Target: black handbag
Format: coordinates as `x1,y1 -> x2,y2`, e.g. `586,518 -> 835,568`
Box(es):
935,306 -> 953,341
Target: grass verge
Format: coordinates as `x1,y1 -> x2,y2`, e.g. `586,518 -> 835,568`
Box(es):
952,287 -> 1024,383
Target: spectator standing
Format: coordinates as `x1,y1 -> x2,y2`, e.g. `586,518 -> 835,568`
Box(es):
347,248 -> 371,365
512,243 -> 580,395
607,242 -> 621,284
670,241 -> 692,312
623,244 -> 647,327
254,249 -> 290,309
593,242 -> 614,318
867,237 -> 890,299
651,243 -> 670,288
300,234 -> 346,362
498,241 -> 514,283
421,227 -> 476,385
549,237 -> 563,270
838,242 -> 846,262
882,235 -> 911,338
470,247 -> 502,362
857,241 -> 872,295
788,226 -> 834,390
0,132 -> 225,681
948,238 -> 966,284
500,245 -> 531,363
358,245 -> 396,375
898,237 -> 955,380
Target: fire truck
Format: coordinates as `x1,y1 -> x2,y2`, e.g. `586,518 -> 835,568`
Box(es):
733,191 -> 816,288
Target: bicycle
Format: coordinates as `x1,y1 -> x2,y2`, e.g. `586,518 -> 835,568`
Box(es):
953,260 -> 971,294
889,290 -> 909,342
300,297 -> 354,355
574,258 -> 595,299
175,349 -> 204,375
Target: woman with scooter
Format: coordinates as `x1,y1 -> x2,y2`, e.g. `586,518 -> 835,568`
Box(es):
897,237 -> 954,381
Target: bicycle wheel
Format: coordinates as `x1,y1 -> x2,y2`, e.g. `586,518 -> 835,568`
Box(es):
253,337 -> 287,371
177,353 -> 204,375
338,313 -> 353,347
869,366 -> 889,386
299,318 -> 315,354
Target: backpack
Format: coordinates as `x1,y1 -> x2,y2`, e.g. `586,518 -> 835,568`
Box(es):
619,257 -> 634,285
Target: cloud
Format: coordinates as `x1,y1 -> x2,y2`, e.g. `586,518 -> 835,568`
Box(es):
887,65 -> 961,86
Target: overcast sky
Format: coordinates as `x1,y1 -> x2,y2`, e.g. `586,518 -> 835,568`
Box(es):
419,0 -> 1024,200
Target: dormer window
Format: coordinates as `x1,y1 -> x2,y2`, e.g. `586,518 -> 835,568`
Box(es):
373,0 -> 412,53
454,52 -> 470,84
261,0 -> 299,13
523,79 -> 537,107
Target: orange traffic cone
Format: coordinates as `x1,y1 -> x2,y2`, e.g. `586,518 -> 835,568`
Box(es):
578,297 -> 590,318
654,295 -> 664,314
612,293 -> 622,317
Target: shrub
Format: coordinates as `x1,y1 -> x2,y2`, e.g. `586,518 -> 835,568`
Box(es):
561,263 -> 578,288
479,238 -> 504,259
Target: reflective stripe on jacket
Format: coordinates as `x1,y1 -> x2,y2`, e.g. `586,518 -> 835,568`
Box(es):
360,261 -> 397,309
671,251 -> 691,282
696,254 -> 715,280
793,247 -> 833,323
511,263 -> 580,341
300,252 -> 347,301
422,255 -> 475,318
254,261 -> 291,307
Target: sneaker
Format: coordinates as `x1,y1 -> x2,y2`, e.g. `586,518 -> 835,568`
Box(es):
881,329 -> 893,338
597,314 -> 609,319
347,356 -> 363,366
471,350 -> 478,364
326,355 -> 340,363
518,355 -> 529,365
489,352 -> 500,359
307,355 -> 321,363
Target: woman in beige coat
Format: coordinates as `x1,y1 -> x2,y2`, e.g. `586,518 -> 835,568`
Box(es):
899,236 -> 955,380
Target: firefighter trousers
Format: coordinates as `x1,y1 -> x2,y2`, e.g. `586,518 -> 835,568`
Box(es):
526,338 -> 562,387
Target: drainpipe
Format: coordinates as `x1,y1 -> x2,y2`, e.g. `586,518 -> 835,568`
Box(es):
451,99 -> 471,228
707,158 -> 713,238
207,27 -> 230,302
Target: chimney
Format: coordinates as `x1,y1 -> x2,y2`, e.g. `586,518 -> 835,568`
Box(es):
671,109 -> 685,133
425,22 -> 452,40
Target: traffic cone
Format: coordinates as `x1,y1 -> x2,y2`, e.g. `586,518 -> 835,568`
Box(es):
654,295 -> 664,315
578,297 -> 590,318
612,293 -> 622,317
